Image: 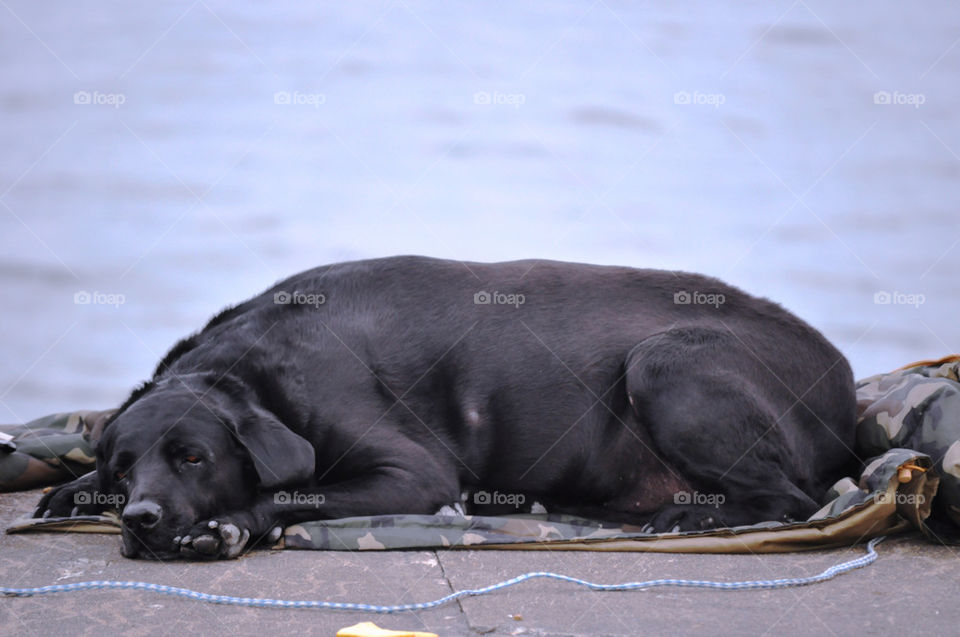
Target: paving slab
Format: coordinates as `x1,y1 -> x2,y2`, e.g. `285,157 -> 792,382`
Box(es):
2,489 -> 958,636
437,539 -> 957,636
0,490 -> 467,637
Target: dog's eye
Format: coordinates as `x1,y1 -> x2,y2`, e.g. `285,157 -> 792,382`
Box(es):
183,455 -> 202,464
114,470 -> 126,481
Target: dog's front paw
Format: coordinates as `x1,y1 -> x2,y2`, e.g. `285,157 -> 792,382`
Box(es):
178,519 -> 252,560
33,472 -> 104,518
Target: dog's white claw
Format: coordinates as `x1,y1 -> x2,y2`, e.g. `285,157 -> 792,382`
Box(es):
670,524 -> 681,534
180,535 -> 192,545
42,509 -> 51,519
219,523 -> 241,545
70,506 -> 79,517
268,526 -> 282,543
172,536 -> 181,544
640,524 -> 654,534
223,528 -> 250,559
207,520 -> 219,529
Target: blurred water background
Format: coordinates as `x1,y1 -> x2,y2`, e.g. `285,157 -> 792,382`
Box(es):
1,1 -> 958,421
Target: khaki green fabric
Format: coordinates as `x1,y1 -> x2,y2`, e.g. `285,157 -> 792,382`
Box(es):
0,410 -> 112,492
856,355 -> 960,526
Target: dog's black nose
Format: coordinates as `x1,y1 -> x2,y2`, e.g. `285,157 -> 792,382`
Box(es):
122,501 -> 162,530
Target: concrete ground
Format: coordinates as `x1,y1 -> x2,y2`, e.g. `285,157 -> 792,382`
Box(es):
0,489 -> 956,637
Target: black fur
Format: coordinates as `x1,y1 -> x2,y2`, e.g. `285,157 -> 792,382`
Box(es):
35,256 -> 857,559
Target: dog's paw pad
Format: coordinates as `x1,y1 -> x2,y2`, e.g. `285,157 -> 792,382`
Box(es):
179,519 -> 251,559
190,533 -> 221,556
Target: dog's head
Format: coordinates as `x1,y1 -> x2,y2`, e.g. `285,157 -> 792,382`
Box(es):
96,374 -> 315,559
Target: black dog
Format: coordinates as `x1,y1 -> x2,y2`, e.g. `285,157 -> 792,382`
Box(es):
36,256 -> 856,559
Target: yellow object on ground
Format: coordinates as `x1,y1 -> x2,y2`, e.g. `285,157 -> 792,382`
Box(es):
335,621 -> 438,637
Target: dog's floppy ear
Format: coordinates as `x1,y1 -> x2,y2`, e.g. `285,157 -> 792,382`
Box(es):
233,406 -> 315,488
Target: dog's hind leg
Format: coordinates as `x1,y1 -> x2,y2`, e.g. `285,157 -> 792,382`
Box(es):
625,327 -> 822,532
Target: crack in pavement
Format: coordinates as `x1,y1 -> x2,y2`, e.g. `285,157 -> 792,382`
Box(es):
435,549 -> 489,635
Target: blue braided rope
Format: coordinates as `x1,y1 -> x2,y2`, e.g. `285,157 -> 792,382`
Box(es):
1,537 -> 884,613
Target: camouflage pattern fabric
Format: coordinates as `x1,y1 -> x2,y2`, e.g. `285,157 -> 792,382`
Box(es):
4,356 -> 959,551
856,355 -> 960,526
275,447 -> 935,552
0,410 -> 113,492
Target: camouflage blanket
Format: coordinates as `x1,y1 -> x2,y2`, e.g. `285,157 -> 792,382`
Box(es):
4,357 -> 959,552
0,410 -> 111,492
856,355 -> 960,528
